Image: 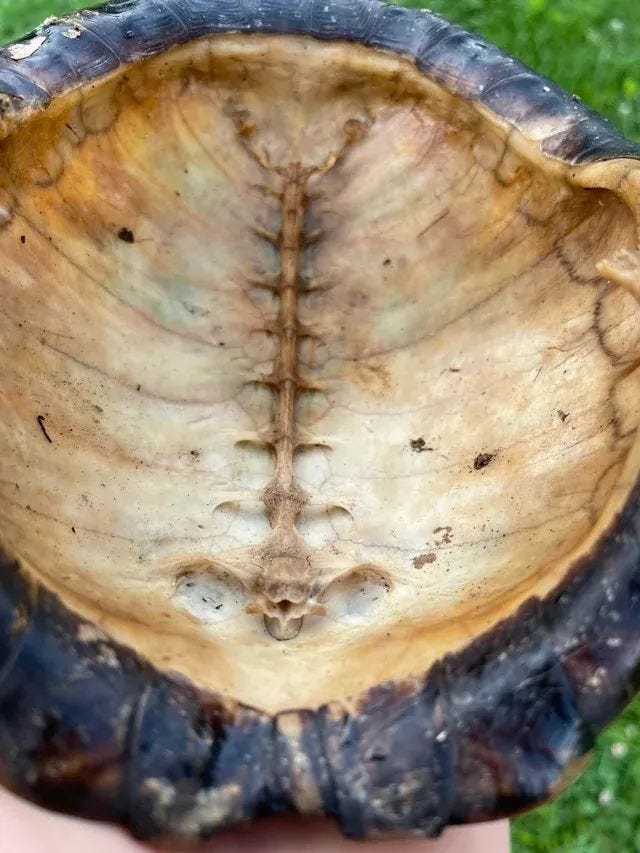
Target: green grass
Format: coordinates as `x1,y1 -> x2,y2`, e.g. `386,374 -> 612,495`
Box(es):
0,0 -> 85,43
513,700 -> 640,853
0,0 -> 638,850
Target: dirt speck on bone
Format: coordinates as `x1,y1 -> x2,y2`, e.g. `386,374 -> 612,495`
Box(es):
117,227 -> 135,244
413,553 -> 437,569
473,452 -> 498,471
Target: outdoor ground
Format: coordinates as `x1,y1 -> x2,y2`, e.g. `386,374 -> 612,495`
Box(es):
0,0 -> 639,850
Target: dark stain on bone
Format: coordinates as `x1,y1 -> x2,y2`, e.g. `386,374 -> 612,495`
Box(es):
410,437 -> 433,453
36,415 -> 53,444
117,227 -> 135,244
473,451 -> 497,470
433,526 -> 453,546
413,553 -> 437,569
558,409 -> 570,423
343,117 -> 370,144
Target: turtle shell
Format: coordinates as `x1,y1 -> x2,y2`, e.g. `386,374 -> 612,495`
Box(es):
0,0 -> 640,843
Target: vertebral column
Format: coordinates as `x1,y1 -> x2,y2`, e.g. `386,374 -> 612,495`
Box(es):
259,163 -> 313,640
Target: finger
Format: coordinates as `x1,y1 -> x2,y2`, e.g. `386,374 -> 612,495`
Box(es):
0,788 -> 141,853
210,815 -> 510,853
0,786 -> 509,853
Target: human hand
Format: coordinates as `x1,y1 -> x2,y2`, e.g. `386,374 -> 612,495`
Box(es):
0,787 -> 509,852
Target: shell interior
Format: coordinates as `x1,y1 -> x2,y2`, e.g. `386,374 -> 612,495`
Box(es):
1,35 -> 640,712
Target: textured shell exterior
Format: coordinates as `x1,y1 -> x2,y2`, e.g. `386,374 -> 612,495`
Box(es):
0,0 -> 638,163
0,0 -> 639,843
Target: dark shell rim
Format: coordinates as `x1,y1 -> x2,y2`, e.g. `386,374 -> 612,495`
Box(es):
0,0 -> 638,164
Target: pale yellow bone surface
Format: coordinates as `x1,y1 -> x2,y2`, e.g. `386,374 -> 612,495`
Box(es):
0,36 -> 639,712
